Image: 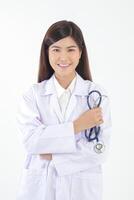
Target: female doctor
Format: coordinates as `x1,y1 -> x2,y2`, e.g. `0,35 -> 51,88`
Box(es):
16,20 -> 112,200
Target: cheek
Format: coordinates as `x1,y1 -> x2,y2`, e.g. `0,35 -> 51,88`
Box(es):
71,51 -> 81,59
72,54 -> 80,63
48,53 -> 57,65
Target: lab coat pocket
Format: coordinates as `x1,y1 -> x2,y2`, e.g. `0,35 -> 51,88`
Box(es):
71,170 -> 102,200
17,168 -> 47,200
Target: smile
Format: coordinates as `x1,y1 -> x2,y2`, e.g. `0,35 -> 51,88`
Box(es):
58,64 -> 71,68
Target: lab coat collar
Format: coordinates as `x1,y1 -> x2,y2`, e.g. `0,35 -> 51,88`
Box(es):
53,73 -> 76,98
40,72 -> 92,122
40,72 -> 91,96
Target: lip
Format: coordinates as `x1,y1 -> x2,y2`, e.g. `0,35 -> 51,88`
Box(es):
58,64 -> 71,68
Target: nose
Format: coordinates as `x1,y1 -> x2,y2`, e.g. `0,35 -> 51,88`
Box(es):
59,51 -> 69,62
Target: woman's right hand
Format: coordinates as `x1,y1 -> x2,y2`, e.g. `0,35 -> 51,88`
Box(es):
73,107 -> 103,134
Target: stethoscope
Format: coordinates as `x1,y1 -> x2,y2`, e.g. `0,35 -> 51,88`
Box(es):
85,90 -> 105,153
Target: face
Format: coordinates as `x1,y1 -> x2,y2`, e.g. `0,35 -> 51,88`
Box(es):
48,36 -> 82,79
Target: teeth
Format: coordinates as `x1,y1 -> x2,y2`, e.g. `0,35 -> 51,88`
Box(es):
58,64 -> 69,67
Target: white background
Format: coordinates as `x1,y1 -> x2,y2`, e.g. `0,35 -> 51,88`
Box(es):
0,0 -> 133,199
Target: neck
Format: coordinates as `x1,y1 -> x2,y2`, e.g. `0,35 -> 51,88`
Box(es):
55,72 -> 76,89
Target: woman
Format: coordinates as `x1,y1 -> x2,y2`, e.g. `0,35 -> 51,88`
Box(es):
16,20 -> 112,200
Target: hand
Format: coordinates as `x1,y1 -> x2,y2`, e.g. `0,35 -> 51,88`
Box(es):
39,153 -> 52,160
73,107 -> 103,134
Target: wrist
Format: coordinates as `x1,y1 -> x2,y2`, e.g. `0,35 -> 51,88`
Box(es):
73,119 -> 81,134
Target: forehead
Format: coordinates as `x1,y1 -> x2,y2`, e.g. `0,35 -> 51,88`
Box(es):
49,36 -> 78,48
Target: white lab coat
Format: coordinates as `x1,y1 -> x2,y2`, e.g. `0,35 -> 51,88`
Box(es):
16,72 -> 112,200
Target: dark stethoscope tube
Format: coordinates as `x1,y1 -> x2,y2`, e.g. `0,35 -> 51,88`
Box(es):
85,90 -> 102,142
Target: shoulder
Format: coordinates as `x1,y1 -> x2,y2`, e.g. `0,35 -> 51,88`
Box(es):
83,80 -> 111,108
21,80 -> 47,99
32,80 -> 47,93
84,79 -> 109,97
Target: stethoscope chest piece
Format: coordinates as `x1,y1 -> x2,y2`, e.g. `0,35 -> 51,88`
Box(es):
94,142 -> 105,154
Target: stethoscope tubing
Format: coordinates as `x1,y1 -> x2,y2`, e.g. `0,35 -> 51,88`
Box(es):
85,90 -> 102,142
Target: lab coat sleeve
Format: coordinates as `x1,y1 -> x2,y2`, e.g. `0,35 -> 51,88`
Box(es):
52,87 -> 112,176
16,85 -> 76,154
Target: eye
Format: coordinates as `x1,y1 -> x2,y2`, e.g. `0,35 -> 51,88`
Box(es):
53,49 -> 60,52
68,49 -> 75,52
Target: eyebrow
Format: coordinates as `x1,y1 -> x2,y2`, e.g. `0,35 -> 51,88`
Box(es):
50,45 -> 78,49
